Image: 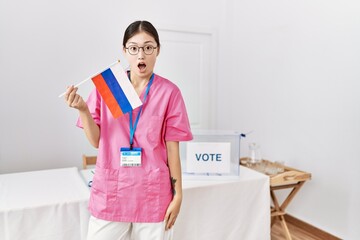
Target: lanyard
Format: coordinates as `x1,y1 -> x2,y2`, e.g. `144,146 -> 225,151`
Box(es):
129,73 -> 154,149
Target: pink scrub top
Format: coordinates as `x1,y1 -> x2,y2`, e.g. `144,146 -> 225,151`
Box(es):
77,74 -> 193,222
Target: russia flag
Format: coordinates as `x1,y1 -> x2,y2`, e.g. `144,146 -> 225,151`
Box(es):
91,62 -> 142,118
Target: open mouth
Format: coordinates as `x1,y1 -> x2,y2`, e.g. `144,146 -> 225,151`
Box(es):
138,63 -> 146,71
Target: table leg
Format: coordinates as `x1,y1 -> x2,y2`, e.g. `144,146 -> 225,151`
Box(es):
271,190 -> 293,240
270,191 -> 281,227
270,182 -> 306,240
280,181 -> 305,210
279,215 -> 292,240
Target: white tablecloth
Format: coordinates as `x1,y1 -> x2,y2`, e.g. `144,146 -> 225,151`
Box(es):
81,166 -> 270,240
0,166 -> 269,240
0,167 -> 90,240
177,167 -> 270,240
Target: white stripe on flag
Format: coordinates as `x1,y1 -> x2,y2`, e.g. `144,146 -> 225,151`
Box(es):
110,62 -> 143,109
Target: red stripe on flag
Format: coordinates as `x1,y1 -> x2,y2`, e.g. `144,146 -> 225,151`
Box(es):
92,74 -> 124,118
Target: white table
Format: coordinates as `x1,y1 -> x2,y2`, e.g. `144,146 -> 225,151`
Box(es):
177,167 -> 270,240
0,166 -> 269,240
81,166 -> 270,240
0,167 -> 90,240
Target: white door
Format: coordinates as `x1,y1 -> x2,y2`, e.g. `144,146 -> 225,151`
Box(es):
155,28 -> 217,129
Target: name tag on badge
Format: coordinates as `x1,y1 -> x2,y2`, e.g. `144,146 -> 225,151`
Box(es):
120,147 -> 142,167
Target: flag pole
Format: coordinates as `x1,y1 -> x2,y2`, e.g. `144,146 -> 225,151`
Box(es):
58,60 -> 120,98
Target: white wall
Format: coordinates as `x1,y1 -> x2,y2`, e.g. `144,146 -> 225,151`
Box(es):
0,0 -> 359,239
217,0 -> 360,239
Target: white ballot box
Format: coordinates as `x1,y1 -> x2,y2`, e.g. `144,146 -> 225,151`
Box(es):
180,130 -> 241,178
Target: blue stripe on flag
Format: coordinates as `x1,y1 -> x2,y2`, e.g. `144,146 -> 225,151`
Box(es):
101,68 -> 133,113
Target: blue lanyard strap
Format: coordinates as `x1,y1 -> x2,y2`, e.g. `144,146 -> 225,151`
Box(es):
129,73 -> 154,149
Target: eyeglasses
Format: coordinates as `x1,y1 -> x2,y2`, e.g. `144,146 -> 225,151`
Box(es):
125,45 -> 157,55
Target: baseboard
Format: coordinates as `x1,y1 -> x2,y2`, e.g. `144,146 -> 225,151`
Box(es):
284,214 -> 342,240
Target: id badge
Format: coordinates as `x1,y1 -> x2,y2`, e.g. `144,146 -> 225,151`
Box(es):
120,147 -> 142,167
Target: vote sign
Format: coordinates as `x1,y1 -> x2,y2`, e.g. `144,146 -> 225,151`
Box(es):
186,142 -> 231,174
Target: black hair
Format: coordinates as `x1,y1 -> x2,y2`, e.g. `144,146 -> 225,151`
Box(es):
123,20 -> 160,48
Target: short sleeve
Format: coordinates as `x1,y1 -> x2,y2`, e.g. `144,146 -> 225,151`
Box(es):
76,88 -> 101,128
164,89 -> 193,142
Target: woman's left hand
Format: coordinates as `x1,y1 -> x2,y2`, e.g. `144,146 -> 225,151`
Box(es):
164,196 -> 182,230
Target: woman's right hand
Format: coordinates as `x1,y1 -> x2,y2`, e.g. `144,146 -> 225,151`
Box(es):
64,86 -> 100,148
64,85 -> 87,111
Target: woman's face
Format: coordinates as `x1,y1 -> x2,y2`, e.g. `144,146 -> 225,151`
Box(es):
123,31 -> 159,80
